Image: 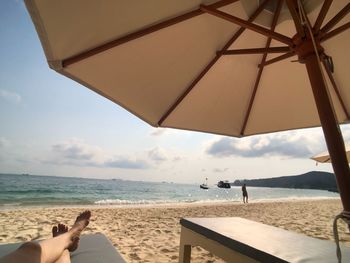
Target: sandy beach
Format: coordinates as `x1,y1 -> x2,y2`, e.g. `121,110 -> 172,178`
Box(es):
0,199 -> 349,262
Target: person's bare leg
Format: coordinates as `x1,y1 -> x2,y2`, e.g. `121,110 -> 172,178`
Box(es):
53,224 -> 71,263
39,211 -> 90,263
0,211 -> 91,263
54,250 -> 70,263
53,250 -> 70,263
0,241 -> 42,263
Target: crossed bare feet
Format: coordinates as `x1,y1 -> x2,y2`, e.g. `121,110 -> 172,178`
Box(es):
52,210 -> 91,252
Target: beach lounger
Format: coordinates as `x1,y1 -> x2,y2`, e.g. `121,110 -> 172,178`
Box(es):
0,233 -> 126,263
179,217 -> 350,263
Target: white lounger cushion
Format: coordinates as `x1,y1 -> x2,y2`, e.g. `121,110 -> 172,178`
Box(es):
0,233 -> 126,263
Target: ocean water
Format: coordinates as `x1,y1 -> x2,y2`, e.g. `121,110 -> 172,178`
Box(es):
0,174 -> 339,209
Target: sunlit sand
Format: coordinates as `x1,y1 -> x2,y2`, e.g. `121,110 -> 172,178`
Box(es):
0,199 -> 349,262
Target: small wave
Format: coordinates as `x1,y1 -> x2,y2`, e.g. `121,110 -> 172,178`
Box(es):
0,202 -> 22,210
93,198 -> 239,205
94,199 -> 178,205
1,202 -> 22,206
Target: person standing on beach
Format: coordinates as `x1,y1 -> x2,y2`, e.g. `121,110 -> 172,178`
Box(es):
242,184 -> 248,203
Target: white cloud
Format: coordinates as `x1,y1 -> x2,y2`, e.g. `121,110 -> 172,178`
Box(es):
150,128 -> 167,137
147,147 -> 168,162
52,140 -> 100,161
173,156 -> 183,162
0,90 -> 21,104
213,168 -> 229,173
149,127 -> 191,138
205,129 -> 326,159
47,139 -> 149,169
0,137 -> 10,148
104,158 -> 149,169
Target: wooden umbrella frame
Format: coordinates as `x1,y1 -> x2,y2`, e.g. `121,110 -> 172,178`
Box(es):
60,0 -> 350,214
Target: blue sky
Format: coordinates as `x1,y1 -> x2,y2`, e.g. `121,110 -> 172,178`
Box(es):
0,0 -> 348,184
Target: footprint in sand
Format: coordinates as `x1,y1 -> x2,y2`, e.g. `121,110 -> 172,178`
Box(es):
32,234 -> 40,240
195,246 -> 203,252
129,252 -> 141,260
160,248 -> 172,253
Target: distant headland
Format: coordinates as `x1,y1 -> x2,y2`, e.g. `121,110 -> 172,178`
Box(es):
232,171 -> 338,192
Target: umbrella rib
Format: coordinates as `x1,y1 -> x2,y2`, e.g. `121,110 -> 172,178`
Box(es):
157,0 -> 270,126
220,46 -> 291,55
324,157 -> 331,163
61,0 -> 238,67
285,0 -> 305,38
320,21 -> 350,42
200,5 -> 293,46
320,3 -> 350,34
321,58 -> 350,120
240,0 -> 283,136
313,0 -> 333,34
259,52 -> 295,67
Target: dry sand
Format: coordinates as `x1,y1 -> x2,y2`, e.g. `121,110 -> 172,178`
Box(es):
0,199 -> 349,262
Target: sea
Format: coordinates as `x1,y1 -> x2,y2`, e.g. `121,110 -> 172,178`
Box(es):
0,173 -> 339,209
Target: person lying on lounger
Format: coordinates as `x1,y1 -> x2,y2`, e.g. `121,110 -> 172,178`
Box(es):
0,210 -> 91,263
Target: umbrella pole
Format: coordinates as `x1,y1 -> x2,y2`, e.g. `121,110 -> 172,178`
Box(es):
305,53 -> 350,214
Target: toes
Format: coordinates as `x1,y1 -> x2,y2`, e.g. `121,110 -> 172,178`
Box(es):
84,210 -> 91,223
52,226 -> 58,237
86,210 -> 91,218
57,223 -> 68,234
76,210 -> 91,226
58,224 -> 65,233
80,210 -> 91,220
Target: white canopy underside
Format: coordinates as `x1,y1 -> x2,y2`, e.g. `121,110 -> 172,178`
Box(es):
25,0 -> 350,137
312,142 -> 350,163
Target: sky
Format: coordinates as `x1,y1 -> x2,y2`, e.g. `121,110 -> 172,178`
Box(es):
0,0 -> 349,184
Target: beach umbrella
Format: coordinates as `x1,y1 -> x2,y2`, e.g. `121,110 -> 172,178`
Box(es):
312,143 -> 350,163
24,0 -> 350,215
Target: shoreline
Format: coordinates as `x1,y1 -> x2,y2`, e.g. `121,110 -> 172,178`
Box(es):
0,196 -> 341,212
1,199 -> 349,262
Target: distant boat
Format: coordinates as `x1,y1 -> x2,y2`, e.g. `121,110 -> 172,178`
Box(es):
200,184 -> 209,189
217,180 -> 231,188
200,178 -> 209,189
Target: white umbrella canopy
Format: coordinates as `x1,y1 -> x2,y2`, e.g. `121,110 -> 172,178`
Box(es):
312,143 -> 350,163
24,0 -> 349,136
25,0 -> 350,212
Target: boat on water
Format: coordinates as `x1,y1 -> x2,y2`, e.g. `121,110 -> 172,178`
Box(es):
200,184 -> 209,189
200,178 -> 209,189
217,180 -> 231,188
